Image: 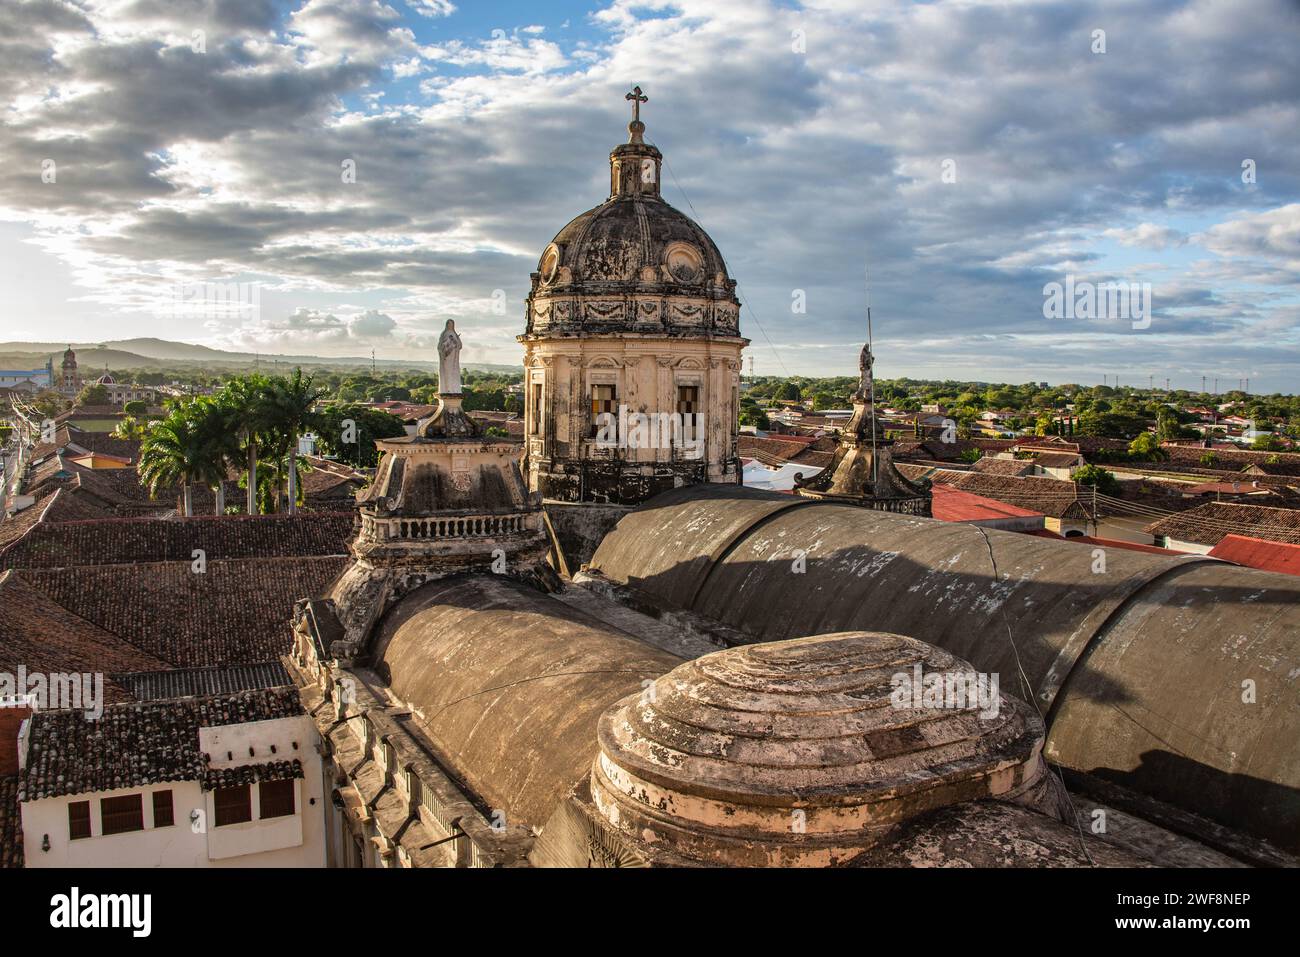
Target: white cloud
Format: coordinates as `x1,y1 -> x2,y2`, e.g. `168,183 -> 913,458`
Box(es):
1103,224 -> 1188,250
0,0 -> 1298,390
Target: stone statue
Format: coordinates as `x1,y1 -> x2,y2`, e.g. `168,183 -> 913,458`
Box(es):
438,319 -> 462,395
855,340 -> 874,403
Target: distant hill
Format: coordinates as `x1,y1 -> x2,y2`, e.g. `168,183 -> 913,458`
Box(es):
0,339 -> 521,374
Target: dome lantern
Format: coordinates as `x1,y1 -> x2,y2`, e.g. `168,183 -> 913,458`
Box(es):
609,86 -> 661,200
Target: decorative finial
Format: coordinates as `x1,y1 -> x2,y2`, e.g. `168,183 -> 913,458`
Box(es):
625,85 -> 648,143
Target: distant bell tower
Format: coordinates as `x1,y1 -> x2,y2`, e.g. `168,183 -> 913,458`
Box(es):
60,346 -> 81,396
518,87 -> 748,506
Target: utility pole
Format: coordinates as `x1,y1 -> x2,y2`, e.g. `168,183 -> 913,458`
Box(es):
1201,375 -> 1206,394
1214,377 -> 1218,395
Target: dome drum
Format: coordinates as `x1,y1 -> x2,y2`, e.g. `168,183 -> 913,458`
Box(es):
586,632 -> 1055,867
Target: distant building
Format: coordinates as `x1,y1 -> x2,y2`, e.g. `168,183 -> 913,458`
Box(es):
19,681 -> 325,867
0,366 -> 52,394
93,373 -> 156,406
57,347 -> 81,397
1146,502 -> 1300,553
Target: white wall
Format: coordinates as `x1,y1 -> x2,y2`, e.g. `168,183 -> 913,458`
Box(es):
23,716 -> 326,868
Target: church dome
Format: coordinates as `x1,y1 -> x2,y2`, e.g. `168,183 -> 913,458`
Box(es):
542,195 -> 730,287
523,90 -> 742,339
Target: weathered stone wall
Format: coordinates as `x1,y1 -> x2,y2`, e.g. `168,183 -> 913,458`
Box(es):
543,501 -> 631,571
521,338 -> 743,505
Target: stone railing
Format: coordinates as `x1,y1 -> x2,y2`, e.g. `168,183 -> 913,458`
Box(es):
362,511 -> 536,542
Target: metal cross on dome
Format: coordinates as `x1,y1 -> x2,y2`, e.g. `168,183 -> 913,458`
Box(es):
625,86 -> 648,122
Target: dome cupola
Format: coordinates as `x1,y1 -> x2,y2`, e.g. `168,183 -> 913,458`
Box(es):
518,88 -> 748,506
522,87 -> 741,338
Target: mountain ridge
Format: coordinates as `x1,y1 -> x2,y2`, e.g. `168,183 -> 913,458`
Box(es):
0,338 -> 520,373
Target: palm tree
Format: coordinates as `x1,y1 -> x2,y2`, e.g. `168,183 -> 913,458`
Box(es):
218,374 -> 274,515
113,416 -> 149,441
138,406 -> 207,517
265,369 -> 323,515
188,397 -> 240,515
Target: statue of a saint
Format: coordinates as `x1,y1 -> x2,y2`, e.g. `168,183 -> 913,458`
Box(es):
438,319 -> 462,394
855,340 -> 874,403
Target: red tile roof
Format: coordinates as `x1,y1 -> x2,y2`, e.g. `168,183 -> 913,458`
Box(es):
1145,502 -> 1300,548
970,457 -> 1035,477
0,570 -> 168,703
0,512 -> 354,570
929,485 -> 1042,523
20,688 -> 306,801
1183,481 -> 1270,495
897,465 -> 1095,520
13,556 -> 348,667
1208,534 -> 1300,576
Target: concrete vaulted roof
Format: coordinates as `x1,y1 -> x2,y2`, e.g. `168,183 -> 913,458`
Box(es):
588,485 -> 1300,854
370,575 -> 681,831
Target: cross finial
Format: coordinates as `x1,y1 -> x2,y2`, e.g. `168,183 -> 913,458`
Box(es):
625,85 -> 647,123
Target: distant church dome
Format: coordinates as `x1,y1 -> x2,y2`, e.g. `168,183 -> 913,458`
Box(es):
96,373 -> 116,385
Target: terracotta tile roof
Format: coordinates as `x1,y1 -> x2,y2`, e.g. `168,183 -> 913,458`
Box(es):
893,438 -> 983,462
930,485 -> 1043,522
0,571 -> 169,703
739,435 -> 824,465
1159,445 -> 1300,471
1027,452 -> 1081,469
61,429 -> 140,461
1017,439 -> 1081,453
0,776 -> 20,868
898,465 -> 1094,520
36,487 -> 114,523
789,448 -> 835,469
0,512 -> 354,570
1209,534 -> 1300,576
1244,461 -> 1300,477
1145,502 -> 1300,548
20,688 -> 306,801
300,467 -> 364,500
1183,481 -> 1271,495
971,438 -> 1020,451
13,556 -> 348,667
0,491 -> 58,552
970,457 -> 1035,477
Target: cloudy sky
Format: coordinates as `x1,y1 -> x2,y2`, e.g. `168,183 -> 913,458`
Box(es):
1,0 -> 1297,390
